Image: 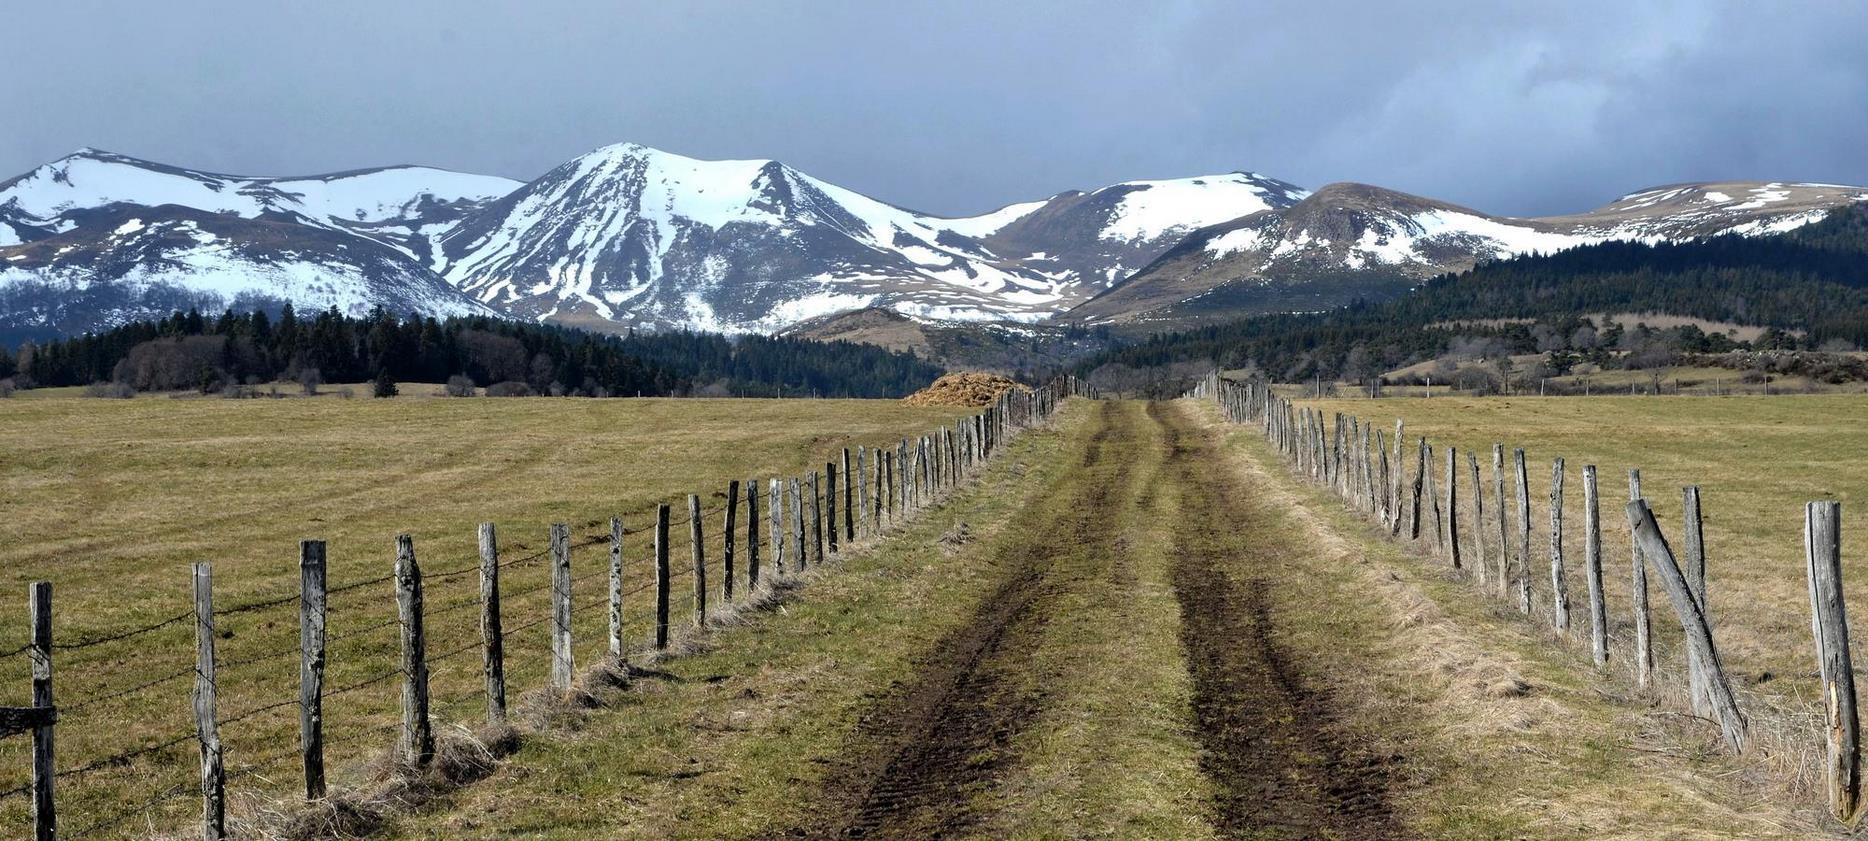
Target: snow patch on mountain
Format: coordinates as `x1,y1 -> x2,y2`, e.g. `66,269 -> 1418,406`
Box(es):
1101,173 -> 1307,242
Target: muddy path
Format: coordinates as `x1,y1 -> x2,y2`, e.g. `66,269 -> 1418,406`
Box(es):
790,401 -> 1140,839
1151,401 -> 1404,839
786,400 -> 1401,839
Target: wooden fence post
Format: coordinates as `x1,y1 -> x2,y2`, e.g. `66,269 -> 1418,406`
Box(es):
1494,444 -> 1510,601
192,564 -> 226,840
825,463 -> 839,555
1391,420 -> 1406,532
609,517 -> 626,664
1468,453 -> 1488,587
299,541 -> 328,800
1683,485 -> 1714,717
549,524 -> 574,694
1626,500 -> 1747,752
843,447 -> 855,543
394,536 -> 434,767
1445,445 -> 1462,570
654,505 -> 671,649
1550,458 -> 1570,630
769,479 -> 784,576
1629,471 -> 1654,688
789,478 -> 805,570
1584,466 -> 1607,665
1515,448 -> 1532,613
810,471 -> 825,565
690,494 -> 708,628
884,451 -> 896,523
746,478 -> 761,591
724,481 -> 739,601
1410,437 -> 1427,539
1805,501 -> 1861,823
1426,443 -> 1443,550
856,446 -> 868,537
478,523 -> 507,724
29,581 -> 54,841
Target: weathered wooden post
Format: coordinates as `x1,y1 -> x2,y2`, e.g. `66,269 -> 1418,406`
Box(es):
1445,445 -> 1462,570
478,523 -> 507,724
191,564 -> 227,839
884,450 -> 896,523
1426,443 -> 1444,550
609,517 -> 626,664
746,479 -> 761,591
1805,501 -> 1861,823
1410,437 -> 1428,539
654,505 -> 672,649
769,479 -> 784,576
299,540 -> 328,800
825,463 -> 839,554
724,480 -> 739,601
690,494 -> 708,628
395,536 -> 434,767
549,523 -> 574,693
1583,466 -> 1607,666
791,478 -> 806,570
1515,448 -> 1532,613
29,581 -> 54,841
1626,500 -> 1747,753
1682,485 -> 1713,716
1550,459 -> 1570,630
1468,453 -> 1489,587
853,447 -> 865,539
1629,471 -> 1654,688
810,471 -> 825,565
1391,420 -> 1406,532
1494,444 -> 1510,601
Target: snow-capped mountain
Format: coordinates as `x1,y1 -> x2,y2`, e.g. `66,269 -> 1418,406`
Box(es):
1068,180 -> 1868,325
2,143 -> 1864,338
433,143 -> 1298,331
0,150 -> 515,335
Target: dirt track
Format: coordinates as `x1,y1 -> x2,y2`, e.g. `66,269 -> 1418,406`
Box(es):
792,400 -> 1401,839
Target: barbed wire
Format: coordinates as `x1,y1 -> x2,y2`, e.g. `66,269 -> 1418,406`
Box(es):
65,779 -> 192,839
55,729 -> 196,782
64,665 -> 195,714
49,611 -> 192,652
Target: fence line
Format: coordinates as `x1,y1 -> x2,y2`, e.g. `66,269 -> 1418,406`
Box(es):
1191,371 -> 1856,825
1,375 -> 1090,839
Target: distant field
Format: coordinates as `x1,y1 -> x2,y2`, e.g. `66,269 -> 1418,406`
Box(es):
1297,394 -> 1868,732
0,396 -> 966,835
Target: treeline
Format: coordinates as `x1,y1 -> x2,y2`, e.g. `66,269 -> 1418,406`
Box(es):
1,306 -> 944,398
1076,205 -> 1868,385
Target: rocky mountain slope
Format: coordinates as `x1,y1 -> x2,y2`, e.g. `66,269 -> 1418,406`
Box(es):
2,144 -> 1862,339
1068,180 -> 1868,326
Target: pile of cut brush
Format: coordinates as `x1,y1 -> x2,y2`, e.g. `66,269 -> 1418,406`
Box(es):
901,372 -> 1028,407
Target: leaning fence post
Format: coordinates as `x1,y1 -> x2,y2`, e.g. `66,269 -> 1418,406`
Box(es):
791,478 -> 807,571
654,505 -> 672,649
609,517 -> 626,664
29,581 -> 54,841
724,481 -> 739,601
549,523 -> 574,694
1626,500 -> 1748,752
1493,444 -> 1510,600
394,536 -> 434,767
192,564 -> 226,840
1468,453 -> 1488,587
1409,437 -> 1427,539
299,541 -> 328,800
810,471 -> 825,565
690,495 -> 708,627
1583,466 -> 1607,666
478,523 -> 507,725
1629,471 -> 1654,689
1550,458 -> 1570,631
1445,445 -> 1462,570
1805,501 -> 1861,824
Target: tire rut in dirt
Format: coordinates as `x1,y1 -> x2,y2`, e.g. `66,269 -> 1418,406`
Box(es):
793,401 -> 1134,840
1149,401 -> 1405,839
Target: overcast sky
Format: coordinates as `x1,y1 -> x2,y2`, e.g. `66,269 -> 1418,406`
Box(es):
7,1 -> 1865,217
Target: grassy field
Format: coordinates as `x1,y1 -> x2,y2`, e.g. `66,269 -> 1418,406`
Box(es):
0,396 -> 967,836
1296,394 -> 1868,788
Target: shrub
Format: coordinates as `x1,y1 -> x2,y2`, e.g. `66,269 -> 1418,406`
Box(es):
445,374 -> 477,397
486,381 -> 532,397
0,379 -> 13,398
372,370 -> 399,398
83,381 -> 136,399
299,367 -> 323,396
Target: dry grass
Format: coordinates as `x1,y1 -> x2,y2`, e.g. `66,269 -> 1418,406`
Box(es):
1279,394 -> 1868,833
0,396 -> 966,837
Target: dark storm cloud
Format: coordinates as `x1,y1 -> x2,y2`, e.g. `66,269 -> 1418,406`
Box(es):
6,0 -> 1865,217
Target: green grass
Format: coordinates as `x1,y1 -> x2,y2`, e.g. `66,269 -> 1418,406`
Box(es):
0,396 -> 967,836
